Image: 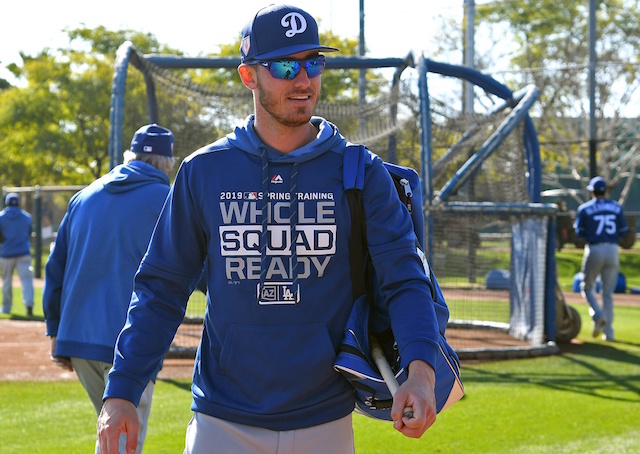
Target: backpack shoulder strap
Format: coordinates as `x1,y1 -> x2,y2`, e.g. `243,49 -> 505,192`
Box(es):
343,144 -> 367,192
344,145 -> 368,301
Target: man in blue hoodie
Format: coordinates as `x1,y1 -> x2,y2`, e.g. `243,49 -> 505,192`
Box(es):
43,124 -> 175,454
0,192 -> 34,315
99,5 -> 439,453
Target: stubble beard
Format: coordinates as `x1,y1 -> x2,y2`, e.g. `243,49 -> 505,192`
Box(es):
256,78 -> 318,128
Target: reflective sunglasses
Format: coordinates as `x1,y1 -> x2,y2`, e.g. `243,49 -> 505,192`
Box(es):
250,55 -> 326,80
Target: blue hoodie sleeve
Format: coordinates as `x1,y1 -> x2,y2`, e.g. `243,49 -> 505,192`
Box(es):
105,161 -> 207,405
43,212 -> 70,337
361,156 -> 440,371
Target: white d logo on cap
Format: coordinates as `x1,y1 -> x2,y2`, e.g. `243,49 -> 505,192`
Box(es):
281,12 -> 307,38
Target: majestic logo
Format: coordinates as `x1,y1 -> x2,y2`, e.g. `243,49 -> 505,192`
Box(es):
281,12 -> 307,38
271,175 -> 284,184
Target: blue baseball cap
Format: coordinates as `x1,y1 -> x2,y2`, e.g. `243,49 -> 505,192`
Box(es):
587,176 -> 607,194
240,4 -> 339,63
130,124 -> 174,157
5,193 -> 19,206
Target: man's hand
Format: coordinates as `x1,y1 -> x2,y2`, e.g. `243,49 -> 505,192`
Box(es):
97,398 -> 139,454
390,360 -> 437,438
49,336 -> 73,371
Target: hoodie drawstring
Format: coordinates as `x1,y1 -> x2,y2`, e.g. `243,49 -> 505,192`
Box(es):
289,162 -> 300,301
258,148 -> 300,304
259,147 -> 269,303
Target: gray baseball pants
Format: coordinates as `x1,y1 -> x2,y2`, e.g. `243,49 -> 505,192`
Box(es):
1,254 -> 34,313
184,411 -> 355,454
71,357 -> 154,454
580,242 -> 619,339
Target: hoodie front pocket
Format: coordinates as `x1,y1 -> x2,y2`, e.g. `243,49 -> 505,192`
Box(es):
219,323 -> 337,413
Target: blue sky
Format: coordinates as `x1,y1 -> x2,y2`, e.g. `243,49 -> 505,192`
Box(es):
0,0 -> 462,83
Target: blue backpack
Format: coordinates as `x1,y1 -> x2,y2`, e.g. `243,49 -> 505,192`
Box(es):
333,145 -> 464,420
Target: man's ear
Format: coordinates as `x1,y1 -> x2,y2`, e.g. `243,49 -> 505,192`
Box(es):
238,64 -> 258,89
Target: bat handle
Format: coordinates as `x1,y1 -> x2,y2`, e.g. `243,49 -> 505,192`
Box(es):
370,337 -> 415,419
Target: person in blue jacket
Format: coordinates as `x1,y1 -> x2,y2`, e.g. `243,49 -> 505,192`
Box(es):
98,5 -> 439,453
0,192 -> 34,315
574,176 -> 628,342
43,124 -> 176,454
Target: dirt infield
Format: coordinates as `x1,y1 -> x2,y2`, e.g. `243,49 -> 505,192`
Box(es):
1,289 -> 637,382
0,318 -> 524,382
0,275 -> 196,382
0,320 -> 527,381
0,317 -> 560,382
0,319 -> 194,382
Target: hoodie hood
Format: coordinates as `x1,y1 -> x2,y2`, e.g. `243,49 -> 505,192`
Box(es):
226,116 -> 347,163
1,206 -> 25,219
102,161 -> 170,194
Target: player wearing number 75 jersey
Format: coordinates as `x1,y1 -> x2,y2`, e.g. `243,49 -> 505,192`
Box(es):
574,176 -> 628,342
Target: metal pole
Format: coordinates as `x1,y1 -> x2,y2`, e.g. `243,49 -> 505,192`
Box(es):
588,0 -> 597,178
463,0 -> 477,282
417,55 -> 433,262
34,186 -> 42,279
464,0 -> 475,115
358,0 -> 367,138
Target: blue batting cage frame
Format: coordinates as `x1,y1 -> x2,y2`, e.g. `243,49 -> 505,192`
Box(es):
108,41 -> 558,343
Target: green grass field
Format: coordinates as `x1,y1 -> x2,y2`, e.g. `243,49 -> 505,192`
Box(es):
556,245 -> 640,290
1,249 -> 639,452
2,302 -> 638,453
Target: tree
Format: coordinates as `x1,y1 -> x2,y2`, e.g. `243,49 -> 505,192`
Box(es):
0,27 -> 397,188
0,27 -> 183,186
475,0 -> 640,209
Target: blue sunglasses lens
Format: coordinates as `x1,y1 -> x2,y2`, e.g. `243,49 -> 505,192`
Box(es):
264,56 -> 325,80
